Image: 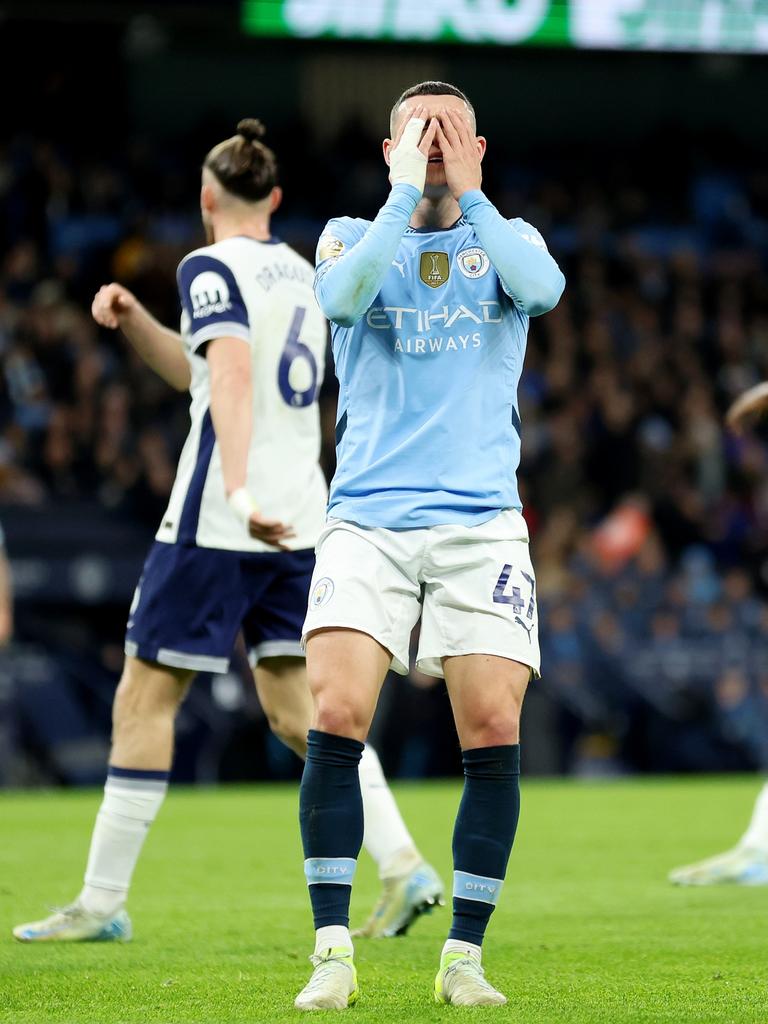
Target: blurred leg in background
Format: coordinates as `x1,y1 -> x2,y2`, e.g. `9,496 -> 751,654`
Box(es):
13,656 -> 193,942
669,781 -> 768,886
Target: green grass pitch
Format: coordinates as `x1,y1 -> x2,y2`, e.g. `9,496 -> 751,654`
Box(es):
2,777 -> 767,1023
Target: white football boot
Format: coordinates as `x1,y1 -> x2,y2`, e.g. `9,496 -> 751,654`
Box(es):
13,903 -> 132,942
353,860 -> 444,938
669,846 -> 768,886
294,947 -> 359,1011
434,951 -> 507,1006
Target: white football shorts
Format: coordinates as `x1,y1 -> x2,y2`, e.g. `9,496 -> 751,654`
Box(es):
302,509 -> 540,679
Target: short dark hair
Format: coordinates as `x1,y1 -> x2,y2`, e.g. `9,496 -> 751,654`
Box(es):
390,81 -> 475,133
203,118 -> 278,203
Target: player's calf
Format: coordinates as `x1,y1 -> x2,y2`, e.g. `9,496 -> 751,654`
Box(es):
254,656 -> 312,757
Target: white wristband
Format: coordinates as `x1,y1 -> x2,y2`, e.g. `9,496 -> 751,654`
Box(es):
390,117 -> 428,193
228,487 -> 258,526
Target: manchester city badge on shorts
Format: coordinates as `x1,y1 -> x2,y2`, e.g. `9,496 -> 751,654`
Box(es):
310,576 -> 335,608
419,251 -> 450,289
457,246 -> 490,279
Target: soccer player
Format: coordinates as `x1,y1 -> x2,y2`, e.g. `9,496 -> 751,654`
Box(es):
0,521 -> 13,648
13,119 -> 442,943
293,83 -> 565,1010
669,379 -> 768,886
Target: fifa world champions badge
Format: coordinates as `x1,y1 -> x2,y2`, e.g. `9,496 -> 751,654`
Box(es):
419,251 -> 450,288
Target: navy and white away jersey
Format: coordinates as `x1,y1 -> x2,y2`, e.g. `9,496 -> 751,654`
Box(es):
156,236 -> 328,552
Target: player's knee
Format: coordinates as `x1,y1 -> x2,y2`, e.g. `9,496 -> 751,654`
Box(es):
463,710 -> 521,749
313,696 -> 368,742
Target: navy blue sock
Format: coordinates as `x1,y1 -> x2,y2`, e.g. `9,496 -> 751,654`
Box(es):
449,744 -> 521,946
299,729 -> 364,930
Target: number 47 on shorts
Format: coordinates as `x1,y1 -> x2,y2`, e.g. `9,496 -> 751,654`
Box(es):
493,565 -> 535,621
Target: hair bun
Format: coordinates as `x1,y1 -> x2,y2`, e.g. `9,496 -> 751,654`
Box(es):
237,118 -> 266,143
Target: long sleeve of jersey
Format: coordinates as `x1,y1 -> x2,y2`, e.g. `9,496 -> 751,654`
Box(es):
315,184 -> 421,327
458,190 -> 565,317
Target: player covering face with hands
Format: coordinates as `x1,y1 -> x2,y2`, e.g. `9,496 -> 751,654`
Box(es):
294,83 -> 564,1010
13,119 -> 443,948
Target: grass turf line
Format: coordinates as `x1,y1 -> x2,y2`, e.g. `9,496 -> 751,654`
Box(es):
2,778 -> 767,1023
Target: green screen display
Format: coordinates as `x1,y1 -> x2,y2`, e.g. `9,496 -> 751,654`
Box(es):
242,0 -> 768,53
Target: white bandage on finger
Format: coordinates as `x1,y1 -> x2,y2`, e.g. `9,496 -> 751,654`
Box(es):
228,487 -> 259,527
390,116 -> 428,193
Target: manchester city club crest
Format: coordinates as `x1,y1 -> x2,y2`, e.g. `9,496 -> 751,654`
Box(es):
310,576 -> 335,608
457,246 -> 491,279
419,251 -> 450,289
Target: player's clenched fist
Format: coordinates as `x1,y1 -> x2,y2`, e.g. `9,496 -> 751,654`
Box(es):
388,104 -> 439,195
435,108 -> 484,201
91,283 -> 137,329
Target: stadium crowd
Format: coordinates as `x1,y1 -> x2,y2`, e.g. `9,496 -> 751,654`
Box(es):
2,121 -> 768,778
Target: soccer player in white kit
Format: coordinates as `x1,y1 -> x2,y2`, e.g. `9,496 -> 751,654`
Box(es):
669,380 -> 768,886
13,119 -> 441,944
293,84 -> 564,1010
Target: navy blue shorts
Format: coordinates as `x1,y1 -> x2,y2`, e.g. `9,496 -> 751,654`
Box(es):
125,541 -> 315,674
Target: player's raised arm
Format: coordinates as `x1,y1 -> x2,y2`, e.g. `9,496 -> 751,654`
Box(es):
726,380 -> 768,435
436,109 -> 565,317
314,107 -> 438,327
91,283 -> 192,391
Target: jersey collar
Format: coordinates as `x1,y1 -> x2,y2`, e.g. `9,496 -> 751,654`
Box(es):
231,234 -> 283,245
405,216 -> 466,234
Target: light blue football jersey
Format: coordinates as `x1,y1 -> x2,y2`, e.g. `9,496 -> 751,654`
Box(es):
317,199 -> 561,529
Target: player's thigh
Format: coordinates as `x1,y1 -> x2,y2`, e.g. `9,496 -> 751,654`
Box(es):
305,627 -> 393,741
443,653 -> 529,749
253,655 -> 312,755
418,510 -> 540,681
303,519 -> 423,678
113,656 -> 195,724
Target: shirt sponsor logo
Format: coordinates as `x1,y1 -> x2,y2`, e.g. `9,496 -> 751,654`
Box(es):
457,246 -> 490,279
311,576 -> 335,608
318,235 -> 346,262
393,333 -> 481,354
419,251 -> 450,288
189,271 -> 231,319
366,301 -> 502,331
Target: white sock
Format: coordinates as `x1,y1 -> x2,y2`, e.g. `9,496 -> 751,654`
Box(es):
739,782 -> 768,854
78,769 -> 169,916
314,925 -> 352,955
442,938 -> 482,965
359,745 -> 420,878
